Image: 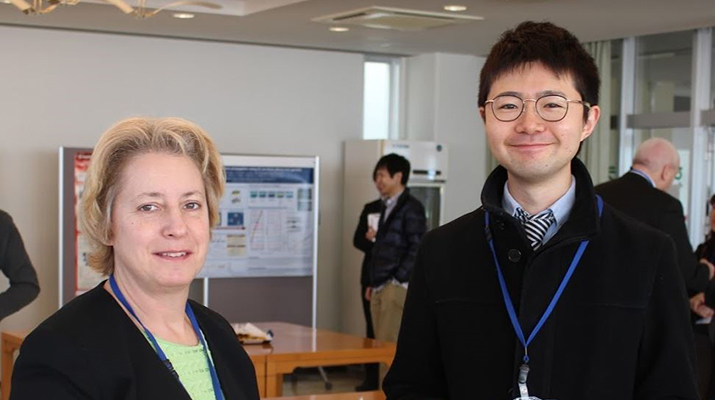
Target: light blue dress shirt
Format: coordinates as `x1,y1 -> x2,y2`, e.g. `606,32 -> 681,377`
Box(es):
502,176 -> 577,245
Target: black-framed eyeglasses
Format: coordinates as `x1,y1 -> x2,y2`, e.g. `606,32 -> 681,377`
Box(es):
484,94 -> 591,122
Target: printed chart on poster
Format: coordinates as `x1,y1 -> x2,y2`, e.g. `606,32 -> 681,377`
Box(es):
199,155 -> 319,278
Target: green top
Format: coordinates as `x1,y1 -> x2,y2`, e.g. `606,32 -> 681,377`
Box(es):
149,333 -> 224,400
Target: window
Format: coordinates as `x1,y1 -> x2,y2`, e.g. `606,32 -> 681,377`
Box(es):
609,39 -> 623,180
711,37 -> 715,109
615,28 -> 713,244
636,31 -> 693,113
363,57 -> 401,139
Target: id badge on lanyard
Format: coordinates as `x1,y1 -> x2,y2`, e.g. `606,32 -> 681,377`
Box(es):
484,196 -> 603,400
516,364 -> 550,400
109,275 -> 225,400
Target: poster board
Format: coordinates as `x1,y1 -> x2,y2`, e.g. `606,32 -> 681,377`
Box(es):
59,148 -> 318,327
201,155 -> 319,279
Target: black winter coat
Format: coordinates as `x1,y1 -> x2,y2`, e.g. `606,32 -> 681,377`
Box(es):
596,171 -> 710,294
384,159 -> 698,400
367,189 -> 426,287
11,283 -> 260,400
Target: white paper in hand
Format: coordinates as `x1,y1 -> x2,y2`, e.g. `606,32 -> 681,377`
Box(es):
367,213 -> 380,232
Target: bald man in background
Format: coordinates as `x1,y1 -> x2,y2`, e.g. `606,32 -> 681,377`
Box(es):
596,137 -> 713,293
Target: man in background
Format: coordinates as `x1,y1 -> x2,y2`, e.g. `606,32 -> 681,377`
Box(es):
354,153 -> 426,387
352,187 -> 382,391
597,139 -> 715,397
596,137 -> 714,293
0,209 -> 40,322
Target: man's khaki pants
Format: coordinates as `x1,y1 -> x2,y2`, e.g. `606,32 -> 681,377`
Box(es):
370,282 -> 407,383
370,283 -> 407,342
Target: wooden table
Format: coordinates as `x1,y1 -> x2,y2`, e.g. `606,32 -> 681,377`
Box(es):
263,391 -> 385,400
251,322 -> 396,398
2,322 -> 395,399
1,331 -> 26,400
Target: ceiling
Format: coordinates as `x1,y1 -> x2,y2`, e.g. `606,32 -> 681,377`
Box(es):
0,0 -> 713,56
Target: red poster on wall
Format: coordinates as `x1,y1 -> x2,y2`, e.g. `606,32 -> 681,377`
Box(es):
74,151 -> 103,294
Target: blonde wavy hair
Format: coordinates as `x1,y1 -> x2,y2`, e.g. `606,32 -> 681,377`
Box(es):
79,117 -> 225,276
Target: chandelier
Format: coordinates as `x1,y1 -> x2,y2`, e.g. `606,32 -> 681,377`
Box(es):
7,0 -> 221,18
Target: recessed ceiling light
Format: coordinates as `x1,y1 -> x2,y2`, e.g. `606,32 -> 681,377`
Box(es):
444,5 -> 467,12
1,0 -> 12,4
329,26 -> 349,32
172,12 -> 195,19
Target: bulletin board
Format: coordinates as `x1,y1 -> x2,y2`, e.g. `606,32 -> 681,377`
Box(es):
59,147 -> 318,327
201,155 -> 318,279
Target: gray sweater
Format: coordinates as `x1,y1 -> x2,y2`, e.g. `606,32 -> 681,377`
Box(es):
0,210 -> 39,320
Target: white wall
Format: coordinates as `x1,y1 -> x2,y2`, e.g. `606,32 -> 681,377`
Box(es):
405,53 -> 488,223
0,26 -> 364,338
339,53 -> 489,338
404,54 -> 437,142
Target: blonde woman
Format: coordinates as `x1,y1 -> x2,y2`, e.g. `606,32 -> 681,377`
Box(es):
11,117 -> 259,400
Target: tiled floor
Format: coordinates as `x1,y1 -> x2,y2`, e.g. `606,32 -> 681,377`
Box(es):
282,366 -> 367,396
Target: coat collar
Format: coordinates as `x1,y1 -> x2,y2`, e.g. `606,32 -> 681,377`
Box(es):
379,187 -> 411,230
481,158 -> 600,245
623,170 -> 657,190
628,168 -> 656,188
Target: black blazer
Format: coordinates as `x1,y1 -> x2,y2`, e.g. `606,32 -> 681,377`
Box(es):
10,283 -> 260,400
596,171 -> 709,293
354,199 -> 382,287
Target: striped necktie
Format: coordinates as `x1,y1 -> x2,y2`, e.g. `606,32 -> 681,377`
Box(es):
514,208 -> 556,250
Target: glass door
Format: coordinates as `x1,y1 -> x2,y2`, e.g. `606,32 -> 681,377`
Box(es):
409,183 -> 444,232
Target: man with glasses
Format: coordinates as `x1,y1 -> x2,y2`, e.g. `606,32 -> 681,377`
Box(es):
383,21 -> 698,400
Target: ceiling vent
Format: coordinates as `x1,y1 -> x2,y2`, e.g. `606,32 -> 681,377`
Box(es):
313,6 -> 484,31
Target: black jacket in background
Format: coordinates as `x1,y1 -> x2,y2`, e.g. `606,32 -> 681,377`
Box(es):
354,199 -> 383,287
596,171 -> 709,293
11,283 -> 260,400
384,159 -> 697,400
697,235 -> 715,310
0,210 -> 39,321
697,235 -> 715,265
695,235 -> 715,340
367,189 -> 426,287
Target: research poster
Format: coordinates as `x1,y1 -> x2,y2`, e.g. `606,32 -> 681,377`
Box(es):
200,155 -> 318,278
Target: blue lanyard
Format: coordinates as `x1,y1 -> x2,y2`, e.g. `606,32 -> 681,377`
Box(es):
484,195 -> 603,364
109,275 -> 225,400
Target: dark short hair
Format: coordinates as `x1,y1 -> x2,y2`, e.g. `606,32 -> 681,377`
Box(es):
478,21 -> 600,122
373,153 -> 410,185
710,194 -> 715,206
